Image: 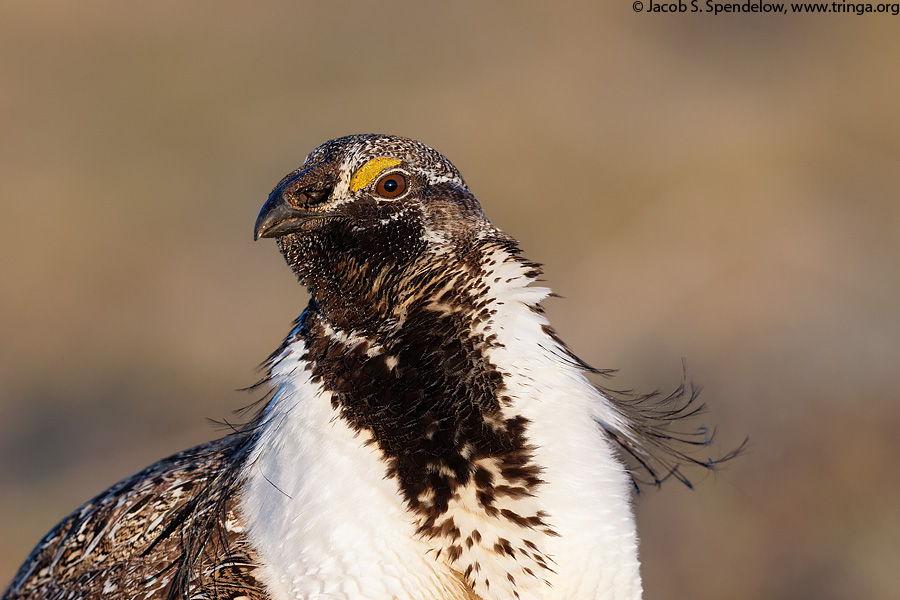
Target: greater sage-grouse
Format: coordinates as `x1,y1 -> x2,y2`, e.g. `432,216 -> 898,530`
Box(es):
4,134 -> 729,600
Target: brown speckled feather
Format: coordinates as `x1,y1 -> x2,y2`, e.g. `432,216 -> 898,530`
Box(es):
3,435 -> 268,600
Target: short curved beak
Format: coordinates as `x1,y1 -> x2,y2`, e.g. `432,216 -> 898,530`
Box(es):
253,189 -> 313,240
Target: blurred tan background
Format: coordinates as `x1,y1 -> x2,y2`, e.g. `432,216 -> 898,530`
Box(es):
2,1 -> 898,598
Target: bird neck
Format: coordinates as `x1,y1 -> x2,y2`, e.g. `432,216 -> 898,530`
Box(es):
239,242 -> 642,600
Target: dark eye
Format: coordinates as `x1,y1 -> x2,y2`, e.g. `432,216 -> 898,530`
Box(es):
375,172 -> 408,198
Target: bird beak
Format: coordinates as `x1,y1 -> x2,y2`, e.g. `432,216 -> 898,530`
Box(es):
254,189 -> 312,240
256,162 -> 339,240
256,185 -> 340,240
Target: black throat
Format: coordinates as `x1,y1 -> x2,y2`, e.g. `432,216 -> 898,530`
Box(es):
288,234 -> 546,535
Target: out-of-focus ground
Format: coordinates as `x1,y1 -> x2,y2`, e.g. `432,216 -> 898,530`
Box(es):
1,2 -> 898,598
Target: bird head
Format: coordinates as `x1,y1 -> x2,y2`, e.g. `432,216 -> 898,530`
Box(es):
254,135 -> 510,324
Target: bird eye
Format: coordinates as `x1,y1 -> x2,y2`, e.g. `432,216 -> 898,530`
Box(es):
374,172 -> 408,199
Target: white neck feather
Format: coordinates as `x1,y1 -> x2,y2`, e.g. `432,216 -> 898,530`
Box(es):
474,250 -> 643,599
238,249 -> 642,600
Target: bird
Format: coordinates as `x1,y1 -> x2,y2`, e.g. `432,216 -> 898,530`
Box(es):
3,134 -> 732,600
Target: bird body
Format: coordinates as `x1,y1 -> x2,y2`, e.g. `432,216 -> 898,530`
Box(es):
240,245 -> 641,600
4,134 -> 719,600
